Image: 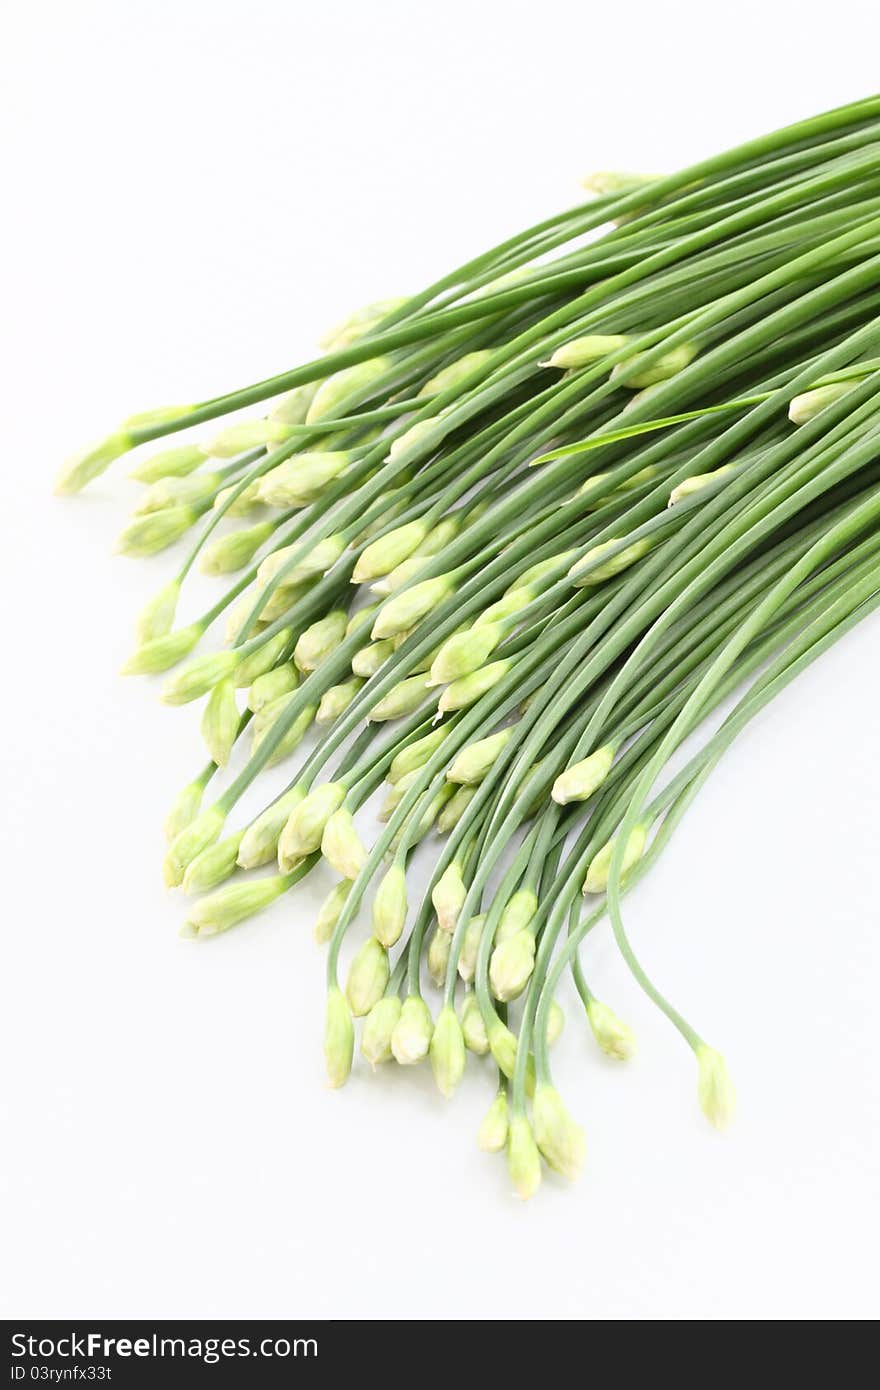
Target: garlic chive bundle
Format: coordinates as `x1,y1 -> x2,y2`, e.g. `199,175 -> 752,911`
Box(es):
62,96 -> 880,1197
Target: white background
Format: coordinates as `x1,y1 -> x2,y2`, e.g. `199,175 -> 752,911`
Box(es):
2,0 -> 879,1321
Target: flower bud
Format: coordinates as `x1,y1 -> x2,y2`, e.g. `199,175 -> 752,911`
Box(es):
361,996 -> 402,1067
388,726 -> 450,783
134,471 -> 221,516
182,831 -> 244,894
247,662 -> 298,713
129,444 -> 206,484
430,1006 -> 467,1098
457,914 -> 486,984
324,987 -> 354,1088
667,465 -> 733,508
459,992 -> 490,1055
387,418 -> 443,462
431,862 -> 466,934
371,863 -> 407,947
507,1115 -> 541,1200
234,629 -> 293,687
345,602 -> 380,636
611,341 -> 698,389
183,874 -> 288,934
371,556 -> 424,595
436,784 -> 476,834
164,806 -> 227,887
121,622 -> 202,676
346,937 -> 390,1017
351,639 -> 393,677
546,1001 -> 565,1048
495,889 -> 538,944
161,649 -> 238,705
258,452 -> 352,507
314,880 -> 352,944
352,519 -> 430,583
200,521 -> 274,575
489,930 -> 536,1002
586,998 -> 637,1060
696,1045 -> 736,1130
478,1090 -> 509,1151
55,431 -> 132,494
569,537 -> 653,586
164,778 -> 204,843
583,823 -> 648,893
478,589 -> 533,625
257,534 -> 345,588
294,610 -> 347,673
429,623 -> 503,685
438,659 -> 511,713
391,995 -> 434,1065
788,380 -> 853,425
368,673 -> 432,722
307,357 -> 393,424
447,729 -> 512,785
488,1019 -> 518,1079
202,418 -> 292,458
417,349 -> 493,397
214,480 -> 264,516
278,782 -> 346,867
116,505 -> 198,557
236,785 -> 305,870
134,581 -> 181,645
268,382 -> 319,424
427,925 -> 452,987
543,334 -> 629,370
371,575 -> 454,641
200,678 -> 238,766
378,769 -> 418,822
316,677 -> 364,724
321,807 -> 367,880
552,744 -> 615,804
533,1085 -> 585,1179
319,299 -> 406,351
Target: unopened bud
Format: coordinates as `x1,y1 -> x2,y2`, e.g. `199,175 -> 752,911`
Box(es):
388,726 -> 450,783
533,1085 -> 585,1179
351,638 -> 393,677
668,465 -> 733,508
55,431 -> 132,494
258,452 -> 352,507
430,1006 -> 467,1098
583,823 -> 648,893
489,929 -> 536,1002
202,419 -> 292,458
427,925 -> 452,986
546,1001 -> 565,1048
319,299 -> 407,351
237,785 -> 306,869
387,418 -> 443,462
201,678 -> 240,766
214,480 -> 264,516
368,673 -> 432,722
200,520 -> 274,575
459,992 -> 490,1055
371,575 -> 454,641
129,444 -> 206,484
183,873 -> 290,936
247,662 -> 298,713
543,334 -> 629,370
611,342 -> 697,389
696,1045 -> 736,1130
314,879 -> 352,944
439,659 -> 511,712
371,863 -> 407,947
316,677 -> 364,724
447,729 -> 512,785
552,744 -> 615,804
324,987 -> 354,1088
161,649 -> 238,705
788,380 -> 854,425
321,807 -> 367,880
346,936 -> 390,1017
268,382 -> 319,424
352,519 -> 429,583
134,581 -> 181,645
431,862 -> 466,934
436,784 -> 476,834
569,537 -> 653,586
278,782 -> 346,866
495,889 -> 538,944
360,996 -> 402,1067
507,1115 -> 542,1200
586,998 -> 637,1060
294,609 -> 347,673
182,831 -> 244,894
234,629 -> 294,688
116,505 -> 198,557
164,779 -> 204,843
121,622 -> 202,676
134,471 -> 221,516
164,806 -> 226,887
477,1090 -> 509,1151
429,623 -> 503,685
417,350 -> 493,397
306,358 -> 393,424
391,995 -> 433,1065
457,914 -> 486,983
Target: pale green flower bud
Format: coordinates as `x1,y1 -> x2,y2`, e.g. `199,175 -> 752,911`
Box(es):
314,880 -> 352,944
431,862 -> 466,934
569,537 -> 653,586
345,602 -> 380,636
417,350 -> 493,397
458,914 -> 486,984
321,807 -> 367,880
489,929 -> 536,1002
134,471 -> 221,516
533,1085 -> 585,1179
351,639 -> 393,677
345,936 -> 390,1017
439,658 -> 511,712
164,778 -> 204,843
225,594 -> 258,643
447,729 -> 513,785
495,888 -> 538,944
371,575 -> 454,641
387,418 -> 443,462
430,1006 -> 467,1098
391,995 -> 434,1065
427,924 -> 452,987
161,649 -> 238,706
55,431 -> 132,494
268,382 -> 319,424
258,452 -> 352,507
515,553 -> 576,590
371,556 -> 424,596
294,609 -> 347,673
368,673 -> 432,722
129,444 -> 206,484
488,1019 -> 518,1079
164,806 -> 227,887
543,334 -> 630,370
583,823 -> 648,893
667,465 -> 733,508
478,1090 -> 509,1151
252,690 -> 295,744
696,1045 -> 736,1130
254,585 -> 306,624
234,629 -> 293,688
324,987 -> 354,1088
788,380 -> 854,424
436,784 -> 476,833
581,169 -> 654,194
237,785 -> 306,869
278,782 -> 345,867
414,514 -> 461,558
478,589 -> 534,625
352,519 -> 429,583
200,521 -> 274,575
247,661 -> 298,713
429,622 -> 503,685
121,622 -> 202,676
388,727 -> 450,785
586,998 -> 637,1060
319,299 -> 406,350
316,677 -> 364,724
133,581 -> 181,646
200,678 -> 240,766
546,1001 -> 565,1048
391,784 -> 452,852
214,480 -> 264,516
263,702 -> 316,768
360,996 -> 402,1067
306,357 -> 393,424
507,1115 -> 542,1200
574,464 -> 658,507
377,769 -> 417,822
202,418 -> 292,458
258,535 -> 346,590
371,863 -> 407,947
459,992 -> 490,1055
552,744 -> 615,804
611,341 -> 698,389
116,505 -> 197,557
182,831 -> 244,894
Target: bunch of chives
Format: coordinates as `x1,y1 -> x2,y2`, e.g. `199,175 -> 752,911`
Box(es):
59,95 -> 880,1196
